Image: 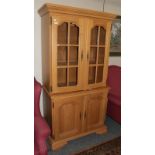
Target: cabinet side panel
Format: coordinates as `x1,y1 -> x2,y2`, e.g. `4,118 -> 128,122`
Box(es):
43,91 -> 52,133
41,14 -> 51,90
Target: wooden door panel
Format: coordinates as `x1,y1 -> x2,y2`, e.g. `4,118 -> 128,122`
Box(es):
87,99 -> 101,126
51,15 -> 84,93
54,96 -> 83,140
85,18 -> 112,89
85,92 -> 107,131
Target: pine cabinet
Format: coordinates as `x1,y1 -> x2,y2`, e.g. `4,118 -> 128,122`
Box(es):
39,3 -> 116,150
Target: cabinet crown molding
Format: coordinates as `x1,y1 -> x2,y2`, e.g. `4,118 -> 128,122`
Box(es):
38,3 -> 117,20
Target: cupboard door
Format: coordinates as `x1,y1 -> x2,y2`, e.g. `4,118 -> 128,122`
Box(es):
85,92 -> 107,131
85,19 -> 112,89
53,96 -> 83,140
52,15 -> 84,93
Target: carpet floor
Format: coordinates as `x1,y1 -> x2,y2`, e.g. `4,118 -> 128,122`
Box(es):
48,117 -> 121,155
74,136 -> 121,155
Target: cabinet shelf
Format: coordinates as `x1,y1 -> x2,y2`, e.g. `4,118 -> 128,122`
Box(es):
57,44 -> 79,47
90,45 -> 105,47
88,80 -> 95,84
57,65 -> 78,68
57,83 -> 67,87
57,60 -> 78,66
58,82 -> 78,87
69,82 -> 77,86
57,62 -> 67,66
69,62 -> 78,65
89,64 -> 104,67
89,64 -> 96,67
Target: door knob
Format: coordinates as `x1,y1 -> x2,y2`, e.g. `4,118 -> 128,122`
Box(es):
87,53 -> 89,60
84,111 -> 87,119
80,112 -> 82,120
81,51 -> 83,61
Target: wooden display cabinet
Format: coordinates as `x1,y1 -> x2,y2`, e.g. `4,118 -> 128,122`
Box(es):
39,3 -> 116,150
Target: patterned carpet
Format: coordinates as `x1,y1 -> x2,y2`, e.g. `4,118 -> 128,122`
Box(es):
73,137 -> 121,155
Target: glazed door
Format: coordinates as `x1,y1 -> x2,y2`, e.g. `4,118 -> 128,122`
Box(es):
53,96 -> 83,140
52,15 -> 84,93
85,19 -> 112,89
85,92 -> 107,131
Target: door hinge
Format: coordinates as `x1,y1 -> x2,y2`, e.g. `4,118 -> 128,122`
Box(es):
81,51 -> 83,61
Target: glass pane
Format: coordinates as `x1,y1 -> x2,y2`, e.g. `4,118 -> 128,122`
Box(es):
88,67 -> 96,84
91,26 -> 98,45
96,66 -> 103,83
58,22 -> 68,44
99,27 -> 106,45
69,47 -> 78,65
69,67 -> 78,86
98,47 -> 105,64
89,47 -> 97,64
70,23 -> 79,44
57,46 -> 68,66
57,68 -> 67,87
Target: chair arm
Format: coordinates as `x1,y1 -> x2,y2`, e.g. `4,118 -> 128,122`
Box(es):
108,92 -> 121,100
34,116 -> 51,139
34,117 -> 51,153
108,93 -> 121,106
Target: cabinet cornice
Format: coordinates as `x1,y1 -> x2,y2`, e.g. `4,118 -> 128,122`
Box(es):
38,3 -> 117,20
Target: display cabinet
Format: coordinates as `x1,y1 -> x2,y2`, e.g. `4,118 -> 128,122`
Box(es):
39,3 -> 116,150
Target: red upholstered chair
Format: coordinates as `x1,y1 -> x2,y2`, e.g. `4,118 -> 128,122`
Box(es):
34,78 -> 51,155
107,65 -> 121,124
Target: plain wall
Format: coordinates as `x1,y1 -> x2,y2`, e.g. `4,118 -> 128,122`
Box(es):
34,0 -> 121,115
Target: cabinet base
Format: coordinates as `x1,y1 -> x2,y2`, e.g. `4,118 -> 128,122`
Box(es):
96,126 -> 107,134
52,140 -> 68,150
49,125 -> 107,150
